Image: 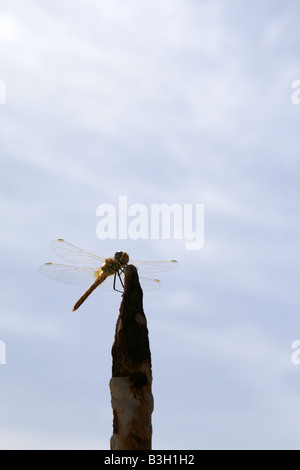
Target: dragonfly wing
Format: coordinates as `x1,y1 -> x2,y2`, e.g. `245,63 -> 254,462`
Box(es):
139,276 -> 161,291
39,263 -> 99,285
50,239 -> 105,267
130,259 -> 179,274
97,274 -> 117,291
97,273 -> 160,292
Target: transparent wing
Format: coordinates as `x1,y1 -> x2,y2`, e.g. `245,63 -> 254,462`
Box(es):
130,259 -> 179,274
39,263 -> 161,292
50,239 -> 105,267
97,273 -> 161,292
39,263 -> 100,285
140,276 -> 161,291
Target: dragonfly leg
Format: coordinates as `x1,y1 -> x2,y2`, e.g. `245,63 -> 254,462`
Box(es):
113,272 -> 123,293
118,270 -> 125,289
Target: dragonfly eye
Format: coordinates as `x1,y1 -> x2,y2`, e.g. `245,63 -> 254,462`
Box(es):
114,251 -> 124,262
114,251 -> 129,265
120,252 -> 129,265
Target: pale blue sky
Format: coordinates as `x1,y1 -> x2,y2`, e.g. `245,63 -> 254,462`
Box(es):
1,0 -> 300,449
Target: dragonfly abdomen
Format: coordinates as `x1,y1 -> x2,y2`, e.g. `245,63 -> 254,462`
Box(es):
73,272 -> 108,311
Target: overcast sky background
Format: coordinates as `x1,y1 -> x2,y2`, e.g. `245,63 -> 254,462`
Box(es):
1,0 -> 300,450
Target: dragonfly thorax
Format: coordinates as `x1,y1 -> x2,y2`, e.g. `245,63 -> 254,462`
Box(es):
114,251 -> 129,266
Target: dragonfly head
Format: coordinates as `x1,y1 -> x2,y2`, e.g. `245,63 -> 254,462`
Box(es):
114,251 -> 129,266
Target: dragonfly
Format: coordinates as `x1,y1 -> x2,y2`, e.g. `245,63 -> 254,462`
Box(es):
39,239 -> 179,311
